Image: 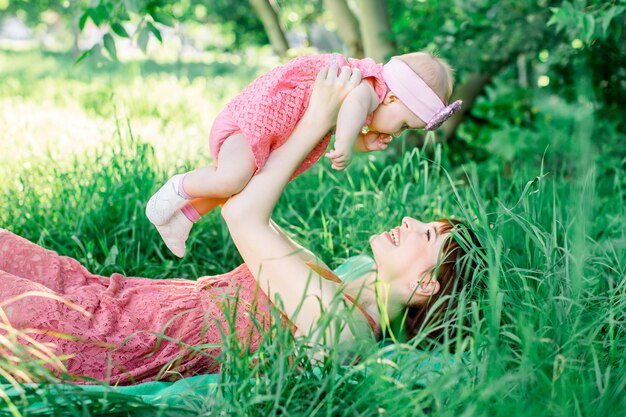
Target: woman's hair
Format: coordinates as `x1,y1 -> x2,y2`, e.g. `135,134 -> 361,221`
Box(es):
396,51 -> 455,104
402,219 -> 483,345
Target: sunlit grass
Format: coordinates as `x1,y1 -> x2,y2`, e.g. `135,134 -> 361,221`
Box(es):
0,49 -> 625,416
0,48 -> 272,169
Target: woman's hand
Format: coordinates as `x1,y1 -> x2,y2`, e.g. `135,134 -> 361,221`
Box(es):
301,64 -> 362,131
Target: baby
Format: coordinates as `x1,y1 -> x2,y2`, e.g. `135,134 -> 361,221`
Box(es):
146,52 -> 461,257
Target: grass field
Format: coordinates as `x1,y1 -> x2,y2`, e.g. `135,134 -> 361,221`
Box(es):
0,48 -> 625,416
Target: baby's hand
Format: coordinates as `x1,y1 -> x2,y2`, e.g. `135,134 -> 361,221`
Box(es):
361,131 -> 393,152
325,146 -> 353,170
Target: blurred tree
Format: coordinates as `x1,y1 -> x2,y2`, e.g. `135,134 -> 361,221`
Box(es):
387,0 -> 625,141
354,0 -> 395,62
4,0 -> 88,54
248,0 -> 288,57
323,0 -> 364,58
9,0 -> 623,149
183,0 -> 269,51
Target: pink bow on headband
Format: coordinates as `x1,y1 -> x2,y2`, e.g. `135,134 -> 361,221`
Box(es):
382,58 -> 462,131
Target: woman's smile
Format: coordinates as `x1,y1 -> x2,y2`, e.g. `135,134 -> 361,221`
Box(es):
385,227 -> 401,246
374,226 -> 402,247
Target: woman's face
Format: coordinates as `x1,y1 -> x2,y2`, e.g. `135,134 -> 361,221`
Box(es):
369,217 -> 448,303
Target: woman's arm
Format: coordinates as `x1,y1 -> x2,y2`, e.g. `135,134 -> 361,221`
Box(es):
269,219 -> 331,271
222,66 -> 372,343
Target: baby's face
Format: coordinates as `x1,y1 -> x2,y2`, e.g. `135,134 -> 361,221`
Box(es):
368,93 -> 426,137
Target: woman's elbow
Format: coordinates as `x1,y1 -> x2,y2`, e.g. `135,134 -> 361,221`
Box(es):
221,199 -> 260,232
220,199 -> 241,225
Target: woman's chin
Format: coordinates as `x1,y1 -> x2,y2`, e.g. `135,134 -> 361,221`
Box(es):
369,234 -> 387,261
369,233 -> 383,248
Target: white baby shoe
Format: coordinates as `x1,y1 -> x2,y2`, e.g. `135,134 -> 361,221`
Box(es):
154,209 -> 192,258
146,174 -> 190,226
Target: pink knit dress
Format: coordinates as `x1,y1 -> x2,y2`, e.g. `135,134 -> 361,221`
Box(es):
209,54 -> 388,178
0,229 -> 378,385
0,229 -> 275,385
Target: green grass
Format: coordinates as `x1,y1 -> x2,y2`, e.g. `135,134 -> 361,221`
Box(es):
0,48 -> 625,416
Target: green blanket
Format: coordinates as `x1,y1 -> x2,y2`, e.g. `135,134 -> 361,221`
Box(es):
1,350 -> 465,414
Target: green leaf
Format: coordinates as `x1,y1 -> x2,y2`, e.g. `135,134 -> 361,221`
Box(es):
73,47 -> 93,67
111,22 -> 129,38
146,21 -> 162,43
88,8 -> 101,26
91,43 -> 102,60
601,6 -> 626,35
78,12 -> 89,31
123,0 -> 140,13
95,4 -> 109,23
103,33 -> 117,60
582,14 -> 595,43
150,10 -> 175,27
137,26 -> 150,53
118,7 -> 131,21
547,6 -> 573,32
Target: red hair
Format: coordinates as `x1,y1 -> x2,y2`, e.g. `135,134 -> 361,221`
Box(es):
402,219 -> 482,345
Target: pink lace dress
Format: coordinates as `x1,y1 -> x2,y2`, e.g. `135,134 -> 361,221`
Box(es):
0,229 -> 379,385
210,53 -> 388,178
0,229 -> 275,385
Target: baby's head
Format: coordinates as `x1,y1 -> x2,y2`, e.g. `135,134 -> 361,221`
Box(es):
369,51 -> 461,137
397,52 -> 454,104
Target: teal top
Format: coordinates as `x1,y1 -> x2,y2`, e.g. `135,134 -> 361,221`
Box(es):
332,254 -> 376,283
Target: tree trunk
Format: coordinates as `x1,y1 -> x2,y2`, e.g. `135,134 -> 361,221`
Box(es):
248,0 -> 289,58
71,13 -> 81,57
353,0 -> 395,62
324,0 -> 364,58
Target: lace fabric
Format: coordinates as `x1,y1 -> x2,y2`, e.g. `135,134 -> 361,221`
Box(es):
0,229 -> 273,385
219,54 -> 387,178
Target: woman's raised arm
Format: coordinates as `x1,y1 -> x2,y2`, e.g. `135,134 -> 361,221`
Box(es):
222,65 -> 361,224
221,65 -> 371,342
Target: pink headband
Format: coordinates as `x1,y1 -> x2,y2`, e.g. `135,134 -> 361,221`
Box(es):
382,58 -> 462,130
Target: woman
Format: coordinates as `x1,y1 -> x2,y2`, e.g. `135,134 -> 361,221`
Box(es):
0,64 -> 477,385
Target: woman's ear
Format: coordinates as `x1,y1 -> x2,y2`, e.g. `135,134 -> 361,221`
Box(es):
416,280 -> 440,296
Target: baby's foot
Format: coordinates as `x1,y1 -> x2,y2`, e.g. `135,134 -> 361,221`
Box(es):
154,209 -> 192,258
146,174 -> 190,226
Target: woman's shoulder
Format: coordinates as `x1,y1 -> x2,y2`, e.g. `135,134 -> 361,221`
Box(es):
304,259 -> 380,337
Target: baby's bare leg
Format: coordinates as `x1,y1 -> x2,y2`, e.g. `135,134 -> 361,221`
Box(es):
183,133 -> 256,198
150,135 -> 255,258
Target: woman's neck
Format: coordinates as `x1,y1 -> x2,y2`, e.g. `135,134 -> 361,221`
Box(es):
342,270 -> 404,328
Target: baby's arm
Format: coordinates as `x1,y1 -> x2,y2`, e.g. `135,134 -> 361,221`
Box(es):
326,80 -> 379,170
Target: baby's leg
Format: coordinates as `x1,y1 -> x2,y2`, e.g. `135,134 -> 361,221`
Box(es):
151,135 -> 255,257
147,134 -> 254,227
183,133 -> 256,198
